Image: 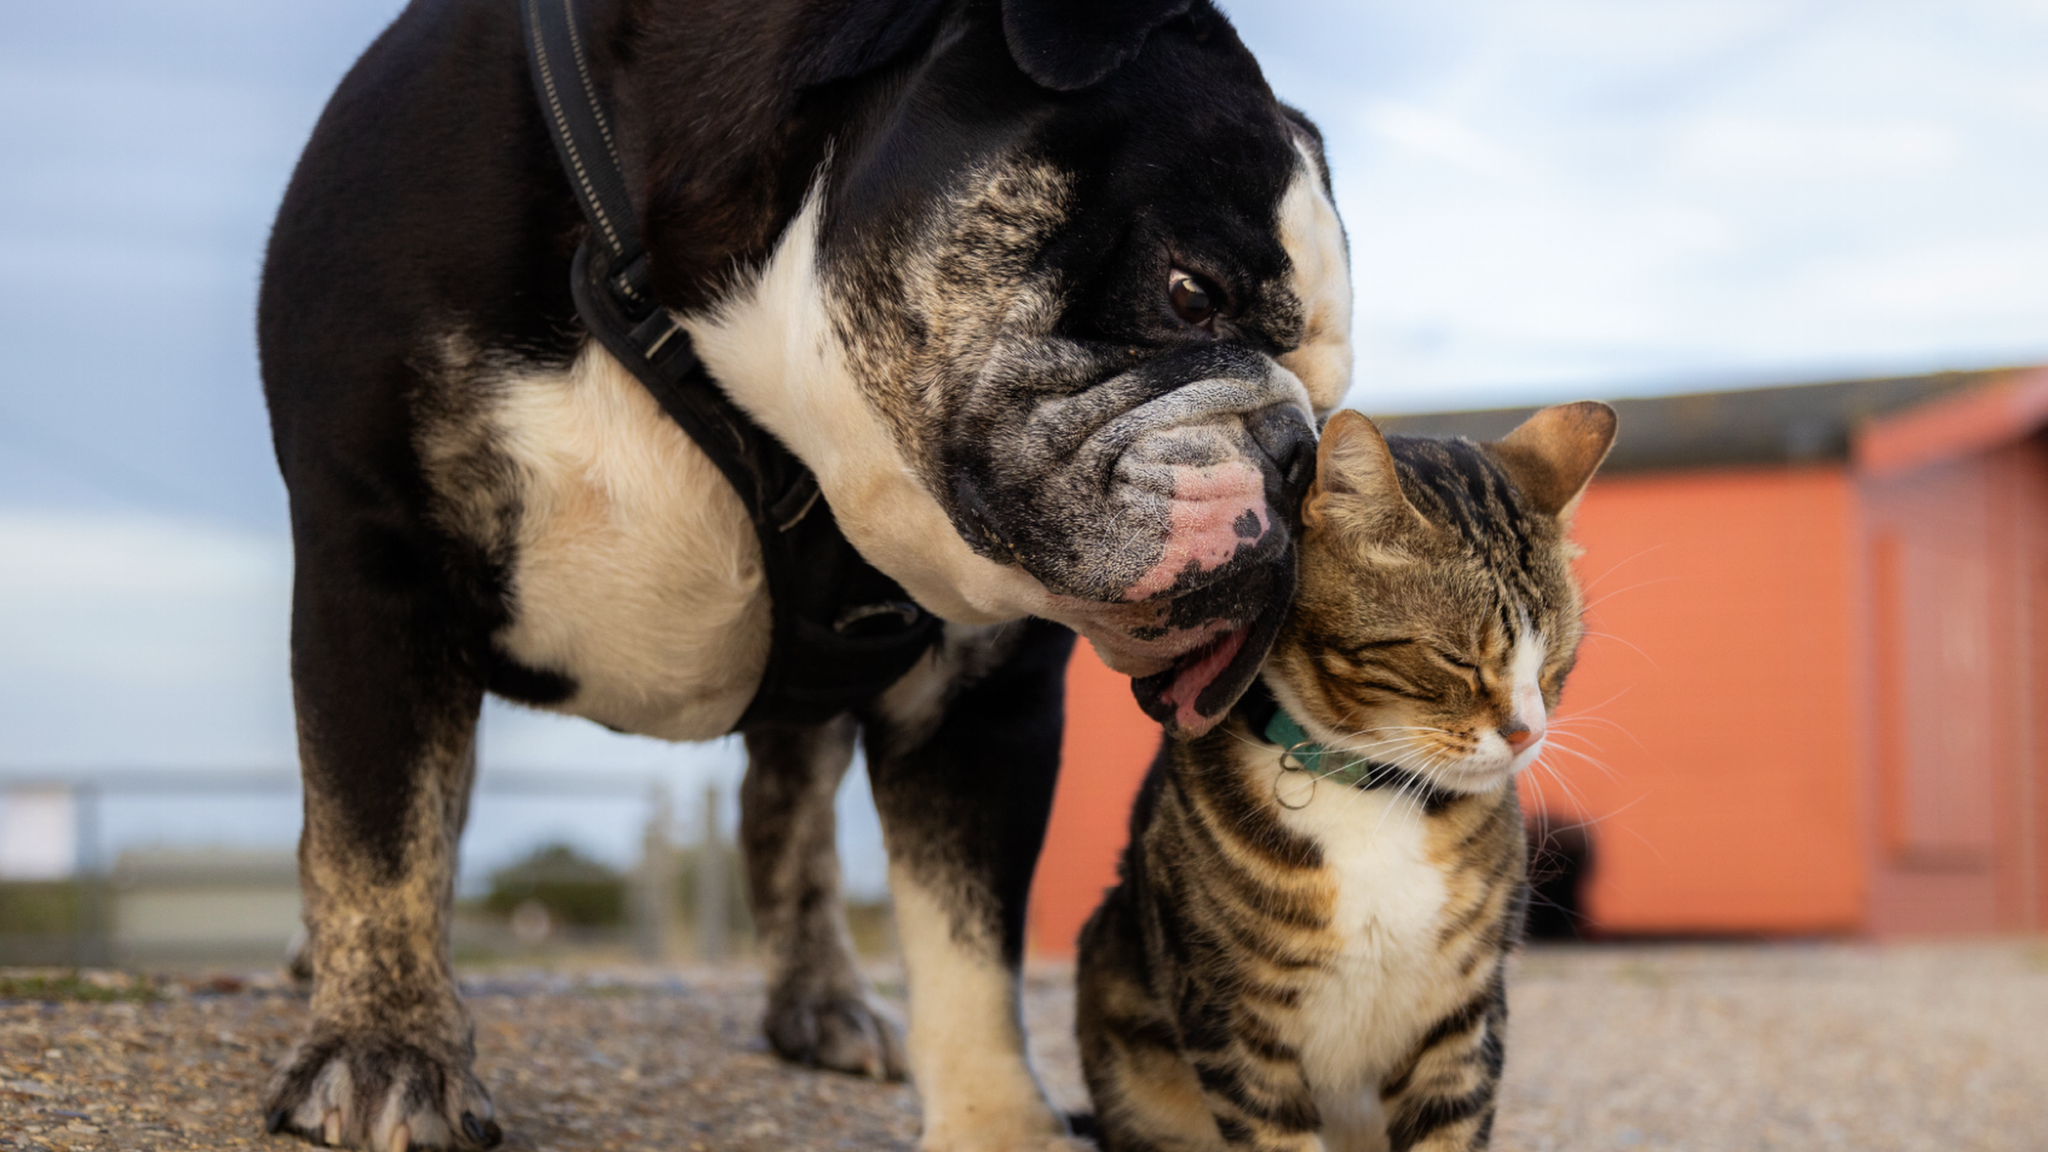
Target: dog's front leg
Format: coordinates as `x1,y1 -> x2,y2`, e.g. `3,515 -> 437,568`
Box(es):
264,544 -> 498,1151
863,619 -> 1086,1152
742,716 -> 907,1079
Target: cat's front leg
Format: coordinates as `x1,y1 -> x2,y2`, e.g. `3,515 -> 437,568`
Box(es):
1376,972 -> 1508,1152
1187,1029 -> 1326,1152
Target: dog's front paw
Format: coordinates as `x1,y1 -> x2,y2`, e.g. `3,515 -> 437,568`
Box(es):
765,990 -> 909,1080
918,1102 -> 1097,1152
263,1029 -> 499,1151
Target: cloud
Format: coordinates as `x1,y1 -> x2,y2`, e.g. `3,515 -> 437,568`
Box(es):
1672,117 -> 1959,175
1358,101 -> 1526,179
0,511 -> 296,767
0,511 -> 288,596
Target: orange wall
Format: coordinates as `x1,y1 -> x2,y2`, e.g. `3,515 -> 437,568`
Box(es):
1028,466 -> 1871,954
1030,641 -> 1159,959
1555,468 -> 1864,933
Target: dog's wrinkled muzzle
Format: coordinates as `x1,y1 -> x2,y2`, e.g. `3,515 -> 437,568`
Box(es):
947,344 -> 1316,736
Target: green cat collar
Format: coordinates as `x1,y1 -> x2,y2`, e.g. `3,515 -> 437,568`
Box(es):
1263,708 -> 1387,789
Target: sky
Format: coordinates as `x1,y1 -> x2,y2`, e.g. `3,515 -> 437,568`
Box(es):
2,0 -> 2046,887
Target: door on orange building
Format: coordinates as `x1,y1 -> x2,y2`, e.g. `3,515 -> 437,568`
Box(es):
1865,463 -> 2002,933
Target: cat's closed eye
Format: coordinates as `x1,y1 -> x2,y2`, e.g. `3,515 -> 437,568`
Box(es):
1431,650 -> 1483,686
1350,638 -> 1420,656
1433,650 -> 1478,673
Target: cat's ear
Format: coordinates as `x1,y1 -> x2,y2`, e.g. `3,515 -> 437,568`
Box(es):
1489,401 -> 1618,518
1304,410 -> 1427,539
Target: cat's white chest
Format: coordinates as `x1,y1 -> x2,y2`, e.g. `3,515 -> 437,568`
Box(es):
1272,776 -> 1469,1145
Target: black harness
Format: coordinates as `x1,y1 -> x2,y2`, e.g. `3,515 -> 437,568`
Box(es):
519,0 -> 941,730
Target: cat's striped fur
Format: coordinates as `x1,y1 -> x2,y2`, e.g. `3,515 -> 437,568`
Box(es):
1075,403 -> 1616,1152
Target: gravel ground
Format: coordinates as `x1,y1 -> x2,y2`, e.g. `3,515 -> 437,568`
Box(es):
4,940 -> 2045,1151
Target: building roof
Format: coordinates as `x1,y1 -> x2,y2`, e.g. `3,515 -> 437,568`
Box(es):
1369,367 -> 2033,475
1855,367 -> 2048,477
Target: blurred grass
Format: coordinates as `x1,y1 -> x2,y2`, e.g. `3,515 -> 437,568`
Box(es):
0,969 -> 157,1003
0,882 -> 87,933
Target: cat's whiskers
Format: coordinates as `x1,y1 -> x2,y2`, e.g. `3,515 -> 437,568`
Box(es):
1211,721 -> 1432,806
1547,711 -> 1638,741
1544,733 -> 1624,766
1521,770 -> 1667,862
1325,728 -> 1447,754
1572,541 -> 1671,606
1324,732 -> 1442,763
1521,755 -> 1666,864
1306,709 -> 1462,818
1521,763 -> 1556,828
1577,628 -> 1656,667
1303,704 -> 1489,829
1525,801 -> 1587,850
1351,743 -> 1459,837
1520,743 -> 1599,811
1576,543 -> 1668,598
1548,681 -> 1640,723
1539,734 -> 1622,783
1378,752 -> 1459,832
1324,707 -> 1452,757
1578,575 -> 1676,617
1328,732 -> 1453,811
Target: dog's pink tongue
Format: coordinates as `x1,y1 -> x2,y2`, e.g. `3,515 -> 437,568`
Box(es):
1143,623 -> 1252,737
1128,546 -> 1296,738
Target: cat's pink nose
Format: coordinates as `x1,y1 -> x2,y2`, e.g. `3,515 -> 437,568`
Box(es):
1501,723 -> 1539,751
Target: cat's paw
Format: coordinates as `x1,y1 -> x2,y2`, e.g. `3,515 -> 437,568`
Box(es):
263,1029 -> 499,1150
919,1133 -> 1096,1152
765,990 -> 909,1080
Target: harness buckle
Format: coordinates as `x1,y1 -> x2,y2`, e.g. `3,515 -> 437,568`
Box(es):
834,601 -> 925,637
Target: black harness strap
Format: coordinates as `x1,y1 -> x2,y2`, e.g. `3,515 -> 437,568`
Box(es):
520,0 -> 940,730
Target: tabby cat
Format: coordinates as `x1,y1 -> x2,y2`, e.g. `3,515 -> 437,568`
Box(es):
1075,402 -> 1616,1152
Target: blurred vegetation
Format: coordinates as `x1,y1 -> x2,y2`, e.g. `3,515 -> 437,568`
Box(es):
481,843 -> 626,928
0,882 -> 86,933
0,969 -> 156,1003
463,840 -> 898,958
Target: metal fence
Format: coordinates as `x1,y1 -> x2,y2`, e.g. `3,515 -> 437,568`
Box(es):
0,770 -> 758,968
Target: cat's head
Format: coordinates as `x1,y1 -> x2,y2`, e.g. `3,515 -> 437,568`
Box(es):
1263,402 -> 1617,795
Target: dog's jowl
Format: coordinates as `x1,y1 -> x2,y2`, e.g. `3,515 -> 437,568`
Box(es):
259,0 -> 1350,1147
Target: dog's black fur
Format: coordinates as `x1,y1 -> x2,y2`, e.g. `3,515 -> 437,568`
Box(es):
260,0 -> 1348,1147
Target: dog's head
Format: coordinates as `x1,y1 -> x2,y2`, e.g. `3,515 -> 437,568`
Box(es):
658,0 -> 1350,735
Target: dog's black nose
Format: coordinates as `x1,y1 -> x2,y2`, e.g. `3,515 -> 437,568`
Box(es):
1247,404 -> 1318,513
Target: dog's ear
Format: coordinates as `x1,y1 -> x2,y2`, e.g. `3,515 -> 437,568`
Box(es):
1002,0 -> 1193,91
794,0 -> 950,87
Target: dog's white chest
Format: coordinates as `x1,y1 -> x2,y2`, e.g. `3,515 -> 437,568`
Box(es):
1272,780 -> 1467,1146
479,346 -> 771,740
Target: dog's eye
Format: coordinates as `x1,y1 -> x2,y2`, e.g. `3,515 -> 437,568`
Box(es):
1168,268 -> 1220,330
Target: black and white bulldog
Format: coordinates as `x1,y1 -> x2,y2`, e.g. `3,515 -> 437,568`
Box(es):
258,0 -> 1349,1148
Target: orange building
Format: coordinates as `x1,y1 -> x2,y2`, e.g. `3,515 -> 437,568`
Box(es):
1030,367 -> 2048,955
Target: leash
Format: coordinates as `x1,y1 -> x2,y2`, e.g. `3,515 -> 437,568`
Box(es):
520,0 -> 941,730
